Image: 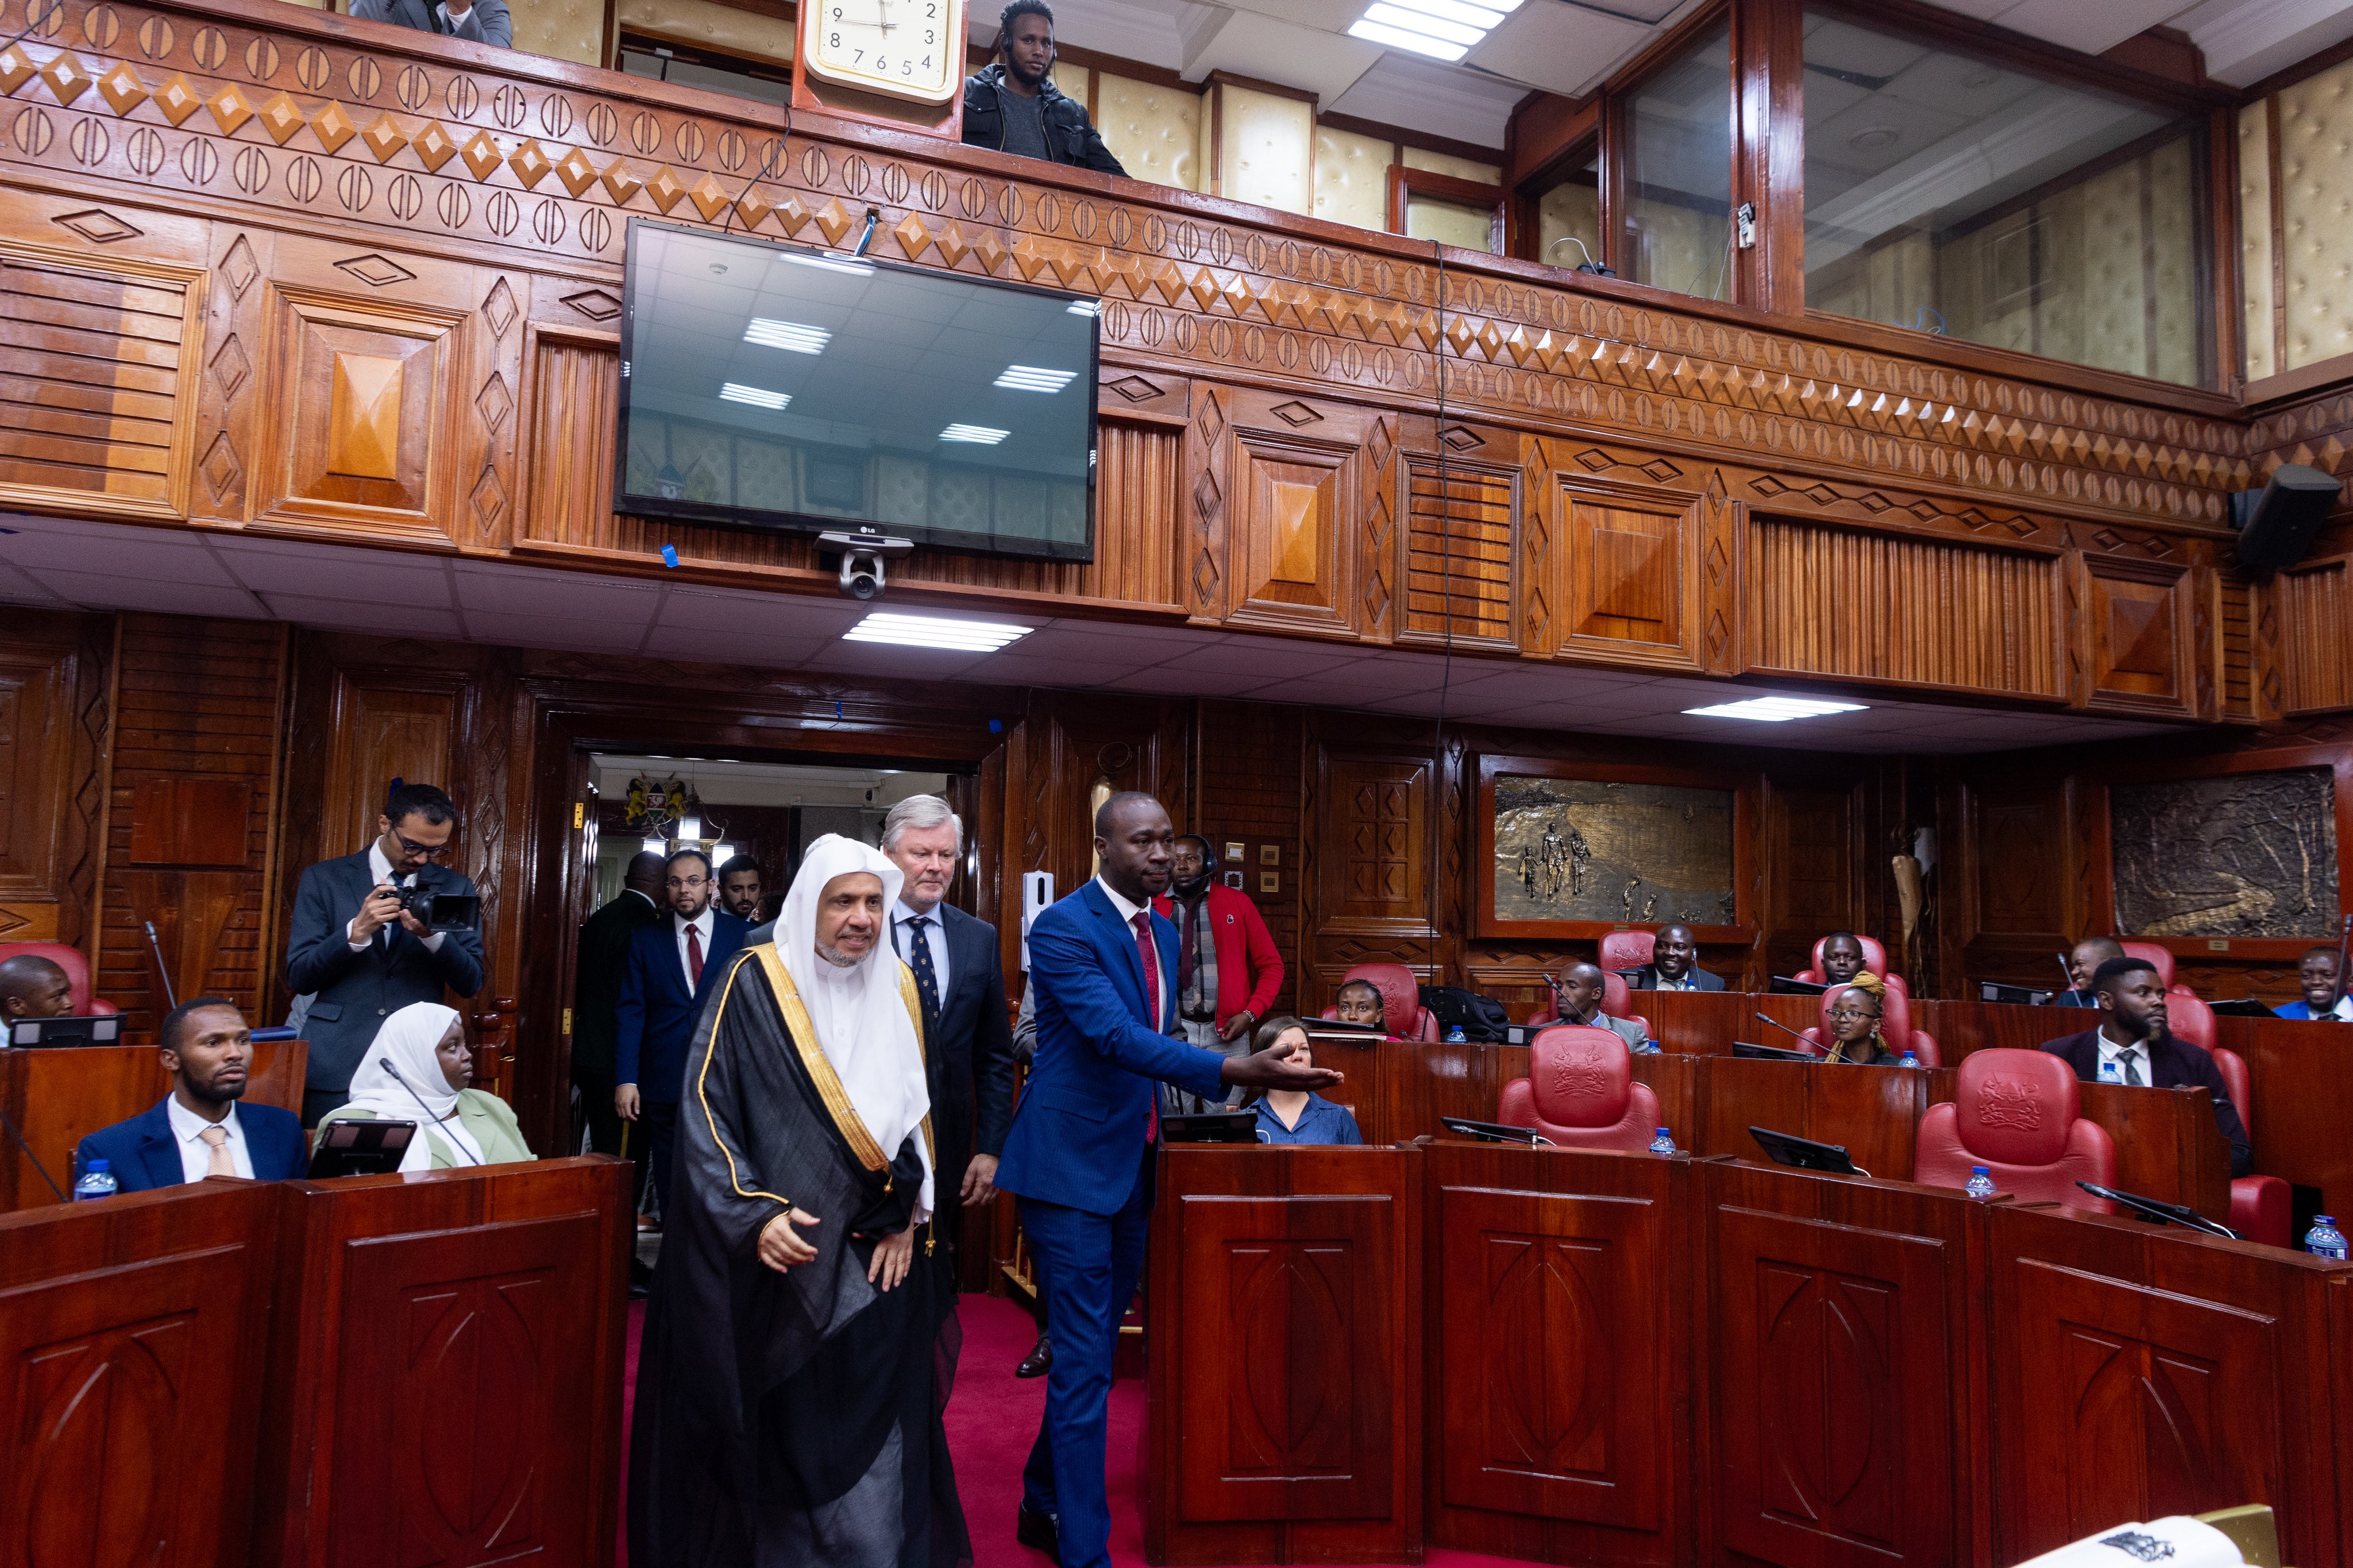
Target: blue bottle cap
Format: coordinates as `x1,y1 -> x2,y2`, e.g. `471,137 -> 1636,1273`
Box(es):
1655,1127 -> 1669,1135
1971,1165 -> 1989,1176
87,1158 -> 108,1171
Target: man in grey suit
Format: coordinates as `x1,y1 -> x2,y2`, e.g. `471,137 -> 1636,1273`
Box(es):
284,783 -> 486,1125
350,0 -> 512,48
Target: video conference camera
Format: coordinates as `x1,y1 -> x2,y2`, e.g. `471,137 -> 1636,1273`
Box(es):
819,531 -> 914,601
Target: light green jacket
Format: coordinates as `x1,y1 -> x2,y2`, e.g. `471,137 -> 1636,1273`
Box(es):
318,1089 -> 536,1169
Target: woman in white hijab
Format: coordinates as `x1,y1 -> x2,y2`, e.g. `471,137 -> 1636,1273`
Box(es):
315,1002 -> 535,1171
630,833 -> 966,1568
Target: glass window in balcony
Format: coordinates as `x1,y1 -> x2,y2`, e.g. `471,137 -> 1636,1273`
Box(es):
619,40 -> 792,109
1622,22 -> 1734,300
1531,144 -> 1603,272
1405,190 -> 1502,253
1802,14 -> 2209,387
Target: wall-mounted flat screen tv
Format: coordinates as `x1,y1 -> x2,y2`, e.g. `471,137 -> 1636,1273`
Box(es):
616,219 -> 1098,562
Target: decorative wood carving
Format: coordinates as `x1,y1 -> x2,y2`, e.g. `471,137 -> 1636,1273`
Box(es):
2085,557 -> 2195,715
1399,452 -> 1515,651
1556,476 -> 1701,669
1314,750 -> 1429,938
1226,416 -> 1358,636
0,639 -> 82,906
322,674 -> 458,858
2275,555 -> 2350,713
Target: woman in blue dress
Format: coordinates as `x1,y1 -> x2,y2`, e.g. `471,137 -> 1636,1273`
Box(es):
1248,1018 -> 1364,1145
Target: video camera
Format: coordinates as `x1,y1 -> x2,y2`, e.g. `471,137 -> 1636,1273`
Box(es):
387,883 -> 480,933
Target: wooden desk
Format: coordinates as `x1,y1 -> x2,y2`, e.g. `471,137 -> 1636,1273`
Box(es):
1145,1145 -> 1421,1566
0,1180 -> 282,1564
2213,1012 -> 2353,1221
0,1040 -> 306,1209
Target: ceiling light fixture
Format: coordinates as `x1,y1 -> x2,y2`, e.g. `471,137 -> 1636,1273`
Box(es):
719,382 -> 789,409
995,365 -> 1077,392
939,423 -> 1010,444
843,611 -> 1033,652
1347,0 -> 1519,62
1683,697 -> 1869,722
744,318 -> 831,354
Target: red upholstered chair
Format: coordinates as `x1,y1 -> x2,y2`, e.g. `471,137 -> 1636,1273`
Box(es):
1496,1025 -> 1661,1152
0,941 -> 117,1016
1793,934 -> 1912,1005
1914,1048 -> 2115,1210
2119,940 -> 2197,999
1318,961 -> 1440,1042
1799,982 -> 1940,1065
1597,930 -> 1654,974
2166,994 -> 2290,1248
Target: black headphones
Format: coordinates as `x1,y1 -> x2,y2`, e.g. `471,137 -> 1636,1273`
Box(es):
1176,835 -> 1220,878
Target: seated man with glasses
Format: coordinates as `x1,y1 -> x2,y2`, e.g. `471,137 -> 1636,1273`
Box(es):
284,782 -> 485,1125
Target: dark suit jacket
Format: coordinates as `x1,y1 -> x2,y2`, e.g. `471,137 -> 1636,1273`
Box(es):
285,852 -> 485,1094
2052,988 -> 2099,1009
1627,963 -> 1724,992
572,889 -> 661,1092
616,911 -> 750,1103
350,0 -> 512,46
76,1098 -> 307,1193
2041,1027 -> 2254,1177
909,905 -> 1017,1197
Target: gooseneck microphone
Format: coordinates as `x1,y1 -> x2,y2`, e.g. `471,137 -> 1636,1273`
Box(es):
1755,1009 -> 1841,1063
379,1056 -> 482,1165
0,1098 -> 66,1202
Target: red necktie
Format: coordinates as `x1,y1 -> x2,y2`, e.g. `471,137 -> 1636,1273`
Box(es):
1133,912 -> 1161,1144
686,922 -> 705,990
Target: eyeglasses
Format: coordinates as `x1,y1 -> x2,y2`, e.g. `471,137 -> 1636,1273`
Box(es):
392,832 -> 453,859
1825,1006 -> 1878,1023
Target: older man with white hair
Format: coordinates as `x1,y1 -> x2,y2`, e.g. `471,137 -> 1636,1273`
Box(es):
880,793 -> 1017,1261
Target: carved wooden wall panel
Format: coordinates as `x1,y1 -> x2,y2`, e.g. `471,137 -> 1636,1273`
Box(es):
323,674 -> 458,858
1313,749 -> 1429,936
0,635 -> 83,915
1762,782 -> 1856,977
1399,452 -> 1515,652
1747,516 -> 2062,699
0,233 -> 204,522
2084,557 -> 2196,716
2277,555 -> 2352,713
1193,700 -> 1302,1015
519,321 -> 614,549
1556,478 -> 1701,670
1224,393 -> 1365,636
1435,1184 -> 1664,1528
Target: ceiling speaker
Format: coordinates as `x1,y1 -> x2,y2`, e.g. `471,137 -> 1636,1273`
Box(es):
2231,462 -> 2340,575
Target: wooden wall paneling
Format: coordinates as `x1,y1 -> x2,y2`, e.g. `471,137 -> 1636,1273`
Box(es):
0,615 -> 96,942
95,614 -> 288,1036
2216,1012 -> 2353,1222
255,1156 -> 632,1568
0,1182 -> 280,1563
2275,554 -> 2352,713
1953,773 -> 2080,988
1186,383 -> 1232,623
0,231 -> 207,523
518,319 -> 617,551
1424,1141 -> 1685,1567
1147,1145 -> 1421,1566
1988,1203 -> 2344,1567
2084,553 -> 2198,716
1554,473 -> 1704,670
1306,735 -> 1441,1004
1221,389 -> 1369,637
1760,778 -> 1858,978
320,666 -> 462,859
1395,434 -> 1520,655
1192,700 -> 1303,1014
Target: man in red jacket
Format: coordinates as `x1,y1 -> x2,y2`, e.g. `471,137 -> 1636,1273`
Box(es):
1152,835 -> 1285,1110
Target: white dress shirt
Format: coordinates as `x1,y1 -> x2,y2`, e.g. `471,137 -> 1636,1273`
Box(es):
2096,1025 -> 2151,1084
1649,970 -> 1695,992
166,1095 -> 252,1182
674,907 -> 716,990
892,898 -> 952,992
347,841 -> 448,953
1093,875 -> 1167,1029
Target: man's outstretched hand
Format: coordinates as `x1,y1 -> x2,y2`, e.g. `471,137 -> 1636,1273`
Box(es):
1218,1036 -> 1343,1091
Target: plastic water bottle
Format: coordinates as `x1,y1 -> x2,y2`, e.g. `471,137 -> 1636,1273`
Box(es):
1446,1025 -> 1467,1043
2097,1060 -> 2122,1084
2305,1215 -> 2348,1260
1649,1126 -> 1676,1156
72,1158 -> 116,1202
1964,1165 -> 1997,1200
1897,1049 -> 1920,1068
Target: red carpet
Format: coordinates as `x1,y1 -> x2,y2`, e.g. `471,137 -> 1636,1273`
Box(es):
623,1292 -> 1521,1567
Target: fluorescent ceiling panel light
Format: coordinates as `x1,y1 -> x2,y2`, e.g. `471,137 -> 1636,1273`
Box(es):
996,365 -> 1077,392
1383,0 -> 1509,24
1346,17 -> 1468,58
1362,0 -> 1485,42
1683,697 -> 1869,722
783,252 -> 875,277
939,423 -> 1010,443
744,318 -> 831,354
843,611 -> 1032,652
719,382 -> 789,409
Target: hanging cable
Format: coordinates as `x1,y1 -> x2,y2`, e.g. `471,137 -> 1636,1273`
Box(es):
1426,237 -> 1452,988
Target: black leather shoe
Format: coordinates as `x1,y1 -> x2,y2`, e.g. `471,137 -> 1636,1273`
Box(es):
1016,1501 -> 1062,1565
1016,1332 -> 1052,1379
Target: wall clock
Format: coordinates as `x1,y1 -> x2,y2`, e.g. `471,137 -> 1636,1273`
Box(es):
799,0 -> 967,106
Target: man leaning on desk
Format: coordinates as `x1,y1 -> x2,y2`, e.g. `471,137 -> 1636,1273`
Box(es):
2041,956 -> 2251,1177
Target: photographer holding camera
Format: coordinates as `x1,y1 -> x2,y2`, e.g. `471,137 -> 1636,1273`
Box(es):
285,782 -> 485,1126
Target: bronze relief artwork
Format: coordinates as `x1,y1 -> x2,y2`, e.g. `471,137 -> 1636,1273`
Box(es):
1491,775 -> 1736,927
2110,768 -> 2340,939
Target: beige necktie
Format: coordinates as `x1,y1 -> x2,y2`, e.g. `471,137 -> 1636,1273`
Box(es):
198,1124 -> 235,1177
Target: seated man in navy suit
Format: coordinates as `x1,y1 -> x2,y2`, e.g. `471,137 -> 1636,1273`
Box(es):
615,848 -> 750,1219
284,782 -> 485,1125
2042,956 -> 2252,1177
75,997 -> 306,1192
1625,923 -> 1725,991
996,791 -> 1339,1568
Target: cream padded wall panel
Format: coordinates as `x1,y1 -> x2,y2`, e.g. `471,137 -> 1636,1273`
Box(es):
2242,102 -> 2276,381
2146,135 -> 2198,387
1314,125 -> 1391,233
1218,85 -> 1314,217
1405,194 -> 1496,252
2278,57 -> 2353,370
1051,65 -> 1090,117
2076,159 -> 2148,377
1401,146 -> 1500,186
1097,74 -> 1199,194
1536,181 -> 1600,268
513,0 -> 605,65
617,0 -> 793,63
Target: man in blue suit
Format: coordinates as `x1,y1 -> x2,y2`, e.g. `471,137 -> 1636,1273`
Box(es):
998,791 -> 1337,1568
615,848 -> 750,1218
76,997 -> 307,1191
284,783 -> 485,1125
